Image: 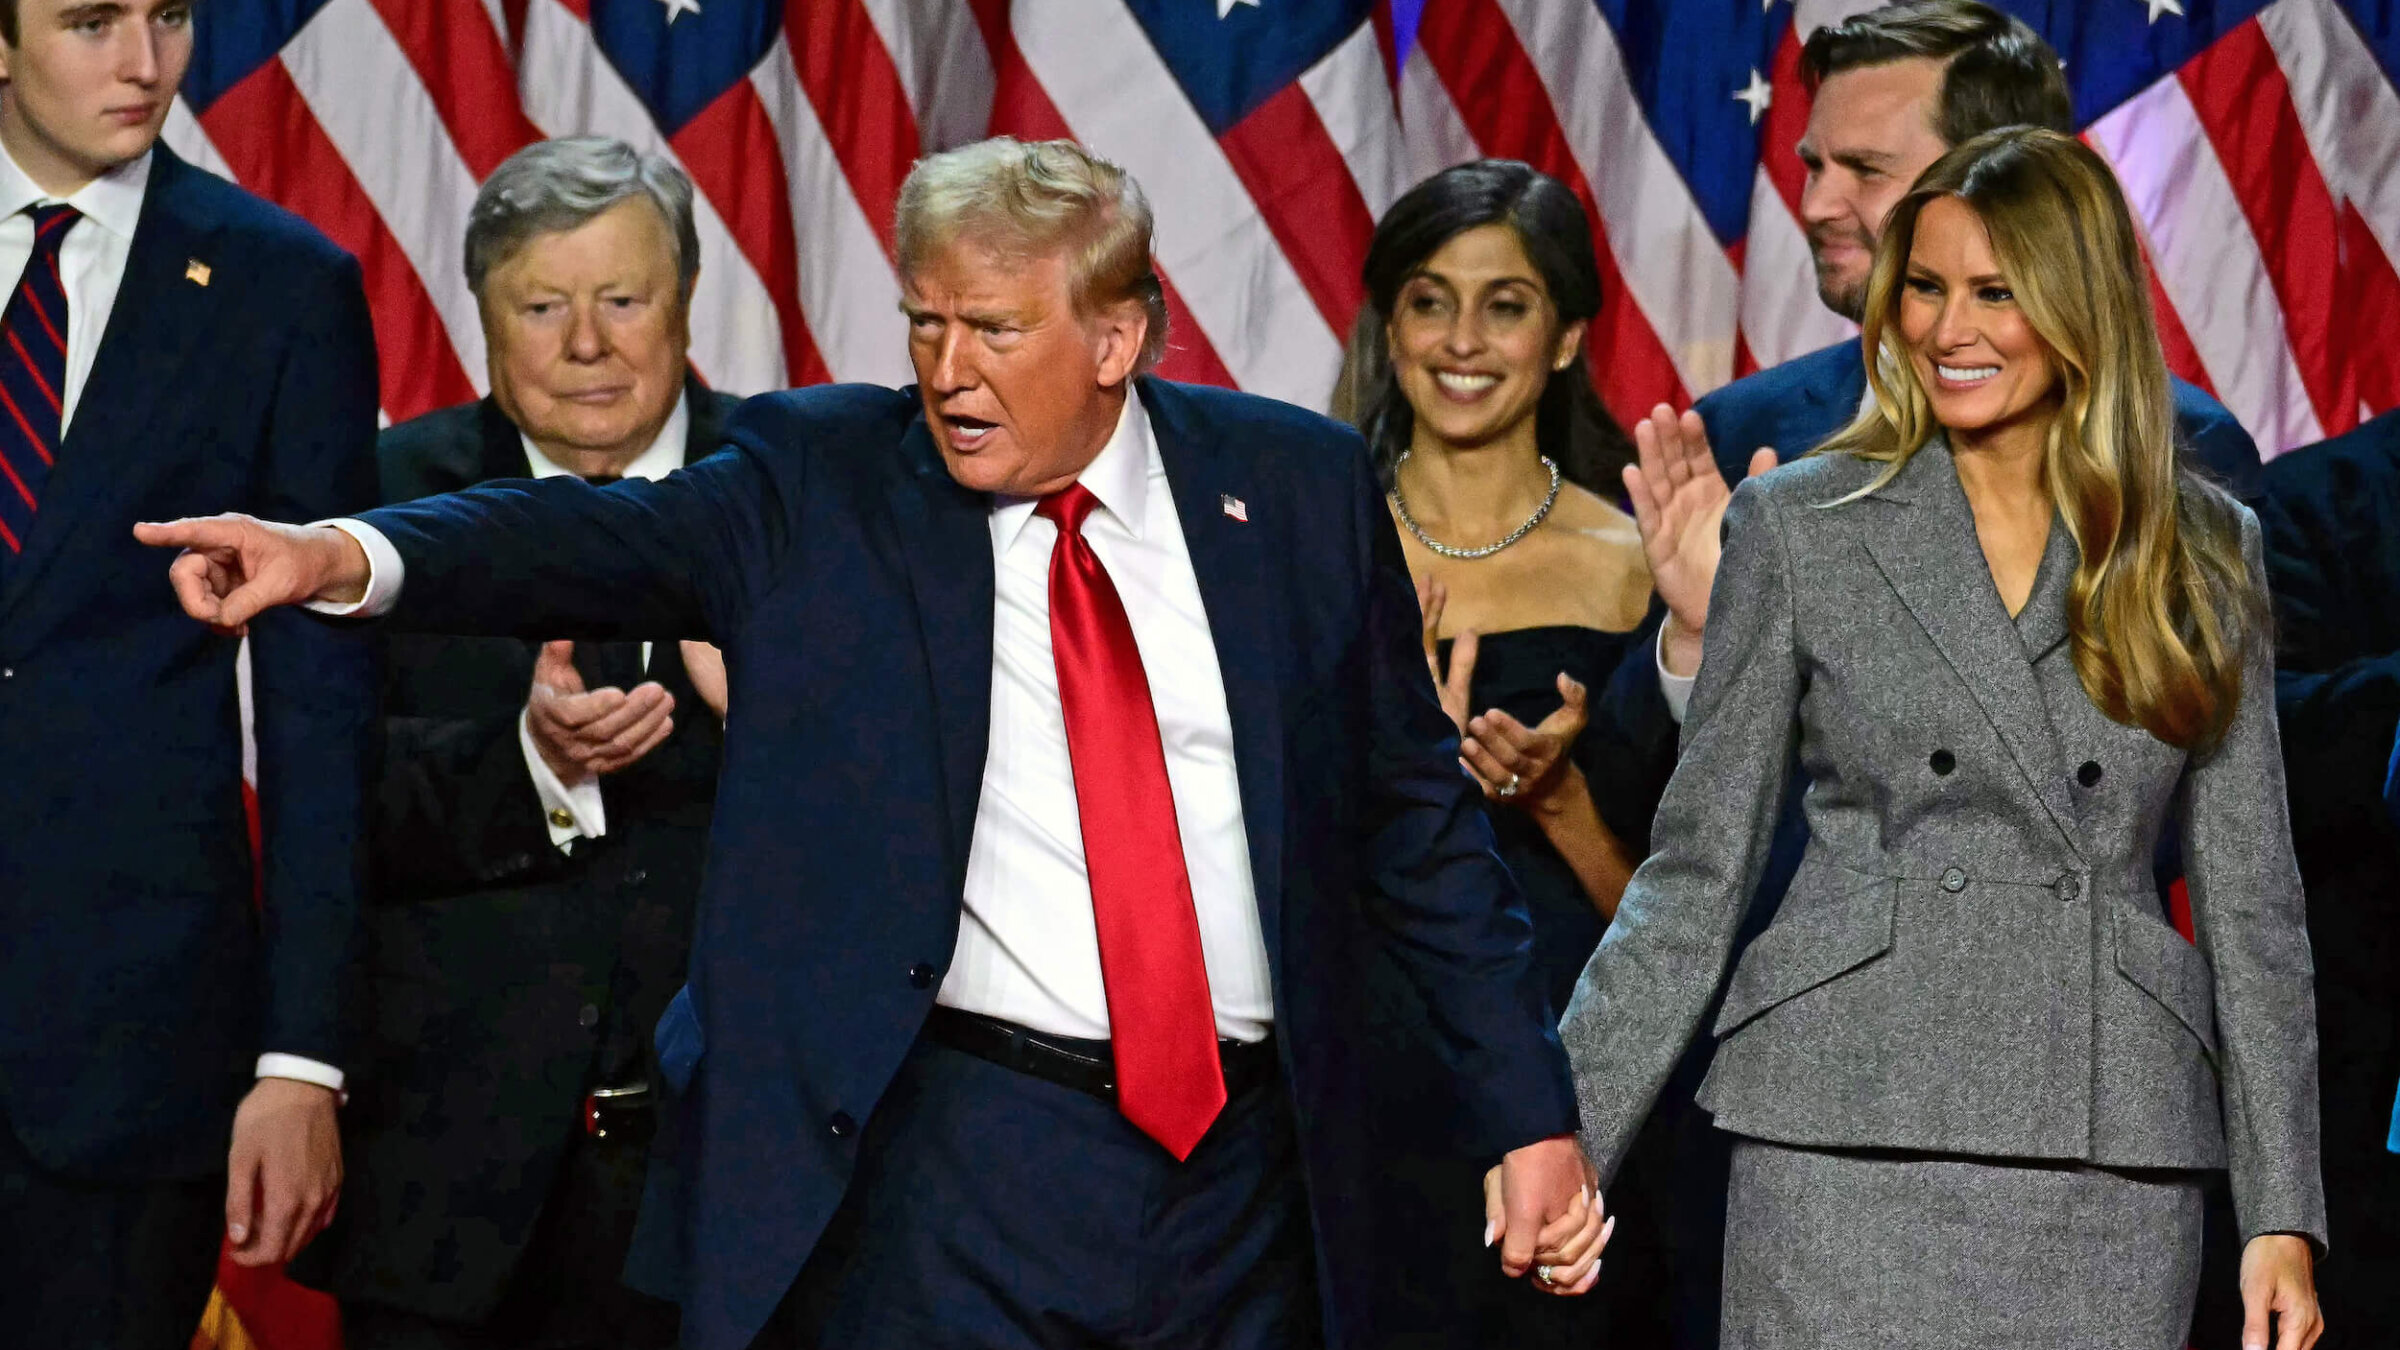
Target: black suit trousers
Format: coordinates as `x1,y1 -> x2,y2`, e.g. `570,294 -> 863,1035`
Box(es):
0,1108 -> 221,1350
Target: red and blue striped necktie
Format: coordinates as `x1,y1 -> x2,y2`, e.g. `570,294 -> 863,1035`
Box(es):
0,203 -> 79,564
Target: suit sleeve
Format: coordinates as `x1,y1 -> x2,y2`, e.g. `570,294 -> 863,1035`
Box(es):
370,702 -> 568,899
2255,469 -> 2400,850
246,251 -> 381,1067
2181,402 -> 2264,500
1346,441 -> 1578,1158
2179,508 -> 2327,1248
1578,600 -> 1680,853
1557,480 -> 1804,1181
359,409 -> 795,644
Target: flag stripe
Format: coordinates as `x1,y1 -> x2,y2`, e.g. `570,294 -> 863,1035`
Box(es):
363,0 -> 541,180
283,0 -> 493,405
784,0 -> 920,257
199,59 -> 477,420
1217,81 -> 1376,344
2088,75 -> 2325,453
671,80 -> 830,389
2179,21 -> 2356,436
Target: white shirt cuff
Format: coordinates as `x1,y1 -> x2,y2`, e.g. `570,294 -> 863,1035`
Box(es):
521,708 -> 607,848
1657,622 -> 1697,725
255,1053 -> 346,1094
303,519 -> 405,618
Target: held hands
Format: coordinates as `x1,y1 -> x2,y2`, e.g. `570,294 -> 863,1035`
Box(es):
1482,1135 -> 1612,1295
2239,1234 -> 2323,1350
1622,405 -> 1775,677
225,1078 -> 341,1268
132,514 -> 371,635
1417,576 -> 1589,811
528,640 -> 676,780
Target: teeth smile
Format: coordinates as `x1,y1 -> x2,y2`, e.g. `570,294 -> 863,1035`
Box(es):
1435,372 -> 1499,393
1937,365 -> 2000,382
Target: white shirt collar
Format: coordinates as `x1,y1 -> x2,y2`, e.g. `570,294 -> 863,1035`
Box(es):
522,389 -> 692,482
0,139 -> 151,241
991,386 -> 1153,552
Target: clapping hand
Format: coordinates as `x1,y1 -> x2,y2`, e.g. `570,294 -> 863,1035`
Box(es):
1462,674 -> 1588,813
527,640 -> 676,780
1622,405 -> 1775,676
1417,574 -> 1476,735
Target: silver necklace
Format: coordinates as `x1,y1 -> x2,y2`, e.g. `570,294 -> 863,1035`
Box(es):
1388,452 -> 1562,560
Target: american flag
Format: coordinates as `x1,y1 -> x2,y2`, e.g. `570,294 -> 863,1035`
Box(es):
180,0 -> 2394,1344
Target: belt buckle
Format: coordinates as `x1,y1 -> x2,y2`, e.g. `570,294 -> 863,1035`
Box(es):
584,1081 -> 652,1139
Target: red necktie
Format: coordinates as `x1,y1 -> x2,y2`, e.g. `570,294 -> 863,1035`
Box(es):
1037,483 -> 1225,1160
0,204 -> 77,564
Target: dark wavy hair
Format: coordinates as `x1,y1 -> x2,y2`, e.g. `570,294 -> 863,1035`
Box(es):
1333,160 -> 1632,494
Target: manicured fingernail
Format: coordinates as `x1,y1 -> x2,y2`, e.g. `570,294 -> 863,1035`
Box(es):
1600,1215 -> 1617,1244
1482,1220 -> 1496,1248
228,1223 -> 246,1242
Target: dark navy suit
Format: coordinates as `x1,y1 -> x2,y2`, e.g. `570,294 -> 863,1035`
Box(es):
348,377 -> 1578,1350
0,145 -> 379,1338
2247,410 -> 2400,1341
1584,338 -> 2267,1350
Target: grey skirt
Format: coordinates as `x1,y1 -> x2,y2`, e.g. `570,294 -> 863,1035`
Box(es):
1721,1139 -> 2205,1350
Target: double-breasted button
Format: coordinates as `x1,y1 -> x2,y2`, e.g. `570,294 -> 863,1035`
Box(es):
1929,749 -> 1956,776
1,666 -> 13,680
828,1112 -> 857,1138
577,1003 -> 600,1028
2077,760 -> 2103,788
2055,874 -> 2083,903
1940,867 -> 1967,893
908,962 -> 936,989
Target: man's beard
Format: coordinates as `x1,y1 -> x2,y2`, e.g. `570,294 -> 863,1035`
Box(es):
1809,224 -> 1874,323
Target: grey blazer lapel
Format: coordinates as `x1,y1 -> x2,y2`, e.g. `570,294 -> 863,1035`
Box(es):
2014,515 -> 2076,664
1857,444 -> 2084,861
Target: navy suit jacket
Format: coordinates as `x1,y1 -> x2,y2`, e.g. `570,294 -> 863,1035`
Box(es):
0,146 -> 380,1179
352,377 -> 1578,1350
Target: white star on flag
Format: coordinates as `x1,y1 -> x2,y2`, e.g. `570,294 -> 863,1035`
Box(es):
659,0 -> 701,24
1218,0 -> 1259,16
2144,0 -> 2184,22
1733,68 -> 1772,125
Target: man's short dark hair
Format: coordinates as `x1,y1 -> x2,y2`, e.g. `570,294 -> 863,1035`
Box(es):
1,0 -> 18,47
1800,1 -> 2074,146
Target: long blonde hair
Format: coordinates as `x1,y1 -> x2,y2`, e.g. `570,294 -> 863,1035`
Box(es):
1819,127 -> 2262,751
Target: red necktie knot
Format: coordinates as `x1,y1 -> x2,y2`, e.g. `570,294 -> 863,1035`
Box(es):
1035,481 -> 1099,536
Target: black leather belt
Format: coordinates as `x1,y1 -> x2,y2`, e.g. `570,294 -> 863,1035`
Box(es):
923,1007 -> 1277,1104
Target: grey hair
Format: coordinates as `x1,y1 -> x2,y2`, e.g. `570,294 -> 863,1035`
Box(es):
464,137 -> 700,296
895,137 -> 1170,373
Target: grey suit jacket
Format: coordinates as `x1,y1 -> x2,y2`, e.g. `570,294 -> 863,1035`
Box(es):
1560,442 -> 2327,1246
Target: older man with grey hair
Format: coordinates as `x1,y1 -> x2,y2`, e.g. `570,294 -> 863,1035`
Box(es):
284,136 -> 738,1350
143,135 -> 1602,1350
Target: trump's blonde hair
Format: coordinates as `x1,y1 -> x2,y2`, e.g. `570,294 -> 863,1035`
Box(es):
1821,126 -> 2263,751
895,137 -> 1169,373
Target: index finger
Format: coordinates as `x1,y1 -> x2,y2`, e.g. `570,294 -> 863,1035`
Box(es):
133,515 -> 246,552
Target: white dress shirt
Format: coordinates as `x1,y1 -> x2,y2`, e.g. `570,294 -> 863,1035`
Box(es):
322,389 -> 1277,1044
1,143 -> 345,1093
513,393 -> 691,848
0,141 -> 148,437
943,390 -> 1275,1043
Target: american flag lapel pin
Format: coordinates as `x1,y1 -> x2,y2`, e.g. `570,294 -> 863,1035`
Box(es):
1220,493 -> 1248,523
185,259 -> 211,287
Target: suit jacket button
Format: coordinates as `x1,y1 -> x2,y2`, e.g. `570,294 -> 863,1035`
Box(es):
829,1112 -> 857,1138
1940,867 -> 1967,893
908,962 -> 935,989
2055,874 -> 2083,903
578,1003 -> 600,1029
1929,749 -> 1955,776
2077,760 -> 2102,787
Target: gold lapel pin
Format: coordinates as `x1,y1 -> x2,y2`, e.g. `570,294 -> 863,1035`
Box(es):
185,259 -> 211,287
